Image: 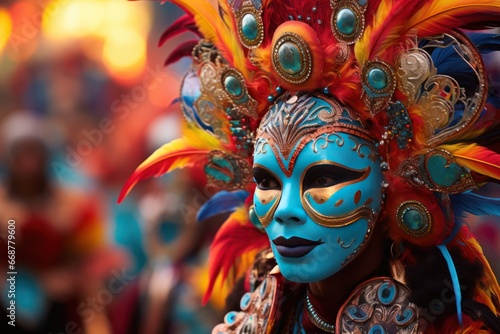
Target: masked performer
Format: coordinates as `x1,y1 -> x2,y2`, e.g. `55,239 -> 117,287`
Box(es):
120,0 -> 500,332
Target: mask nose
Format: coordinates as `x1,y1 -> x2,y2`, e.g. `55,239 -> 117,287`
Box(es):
273,185 -> 307,225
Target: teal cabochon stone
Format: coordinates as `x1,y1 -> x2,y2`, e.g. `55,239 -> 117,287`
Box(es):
402,209 -> 425,231
427,154 -> 463,187
241,13 -> 258,41
224,75 -> 243,97
278,42 -> 302,75
368,68 -> 387,90
336,8 -> 357,35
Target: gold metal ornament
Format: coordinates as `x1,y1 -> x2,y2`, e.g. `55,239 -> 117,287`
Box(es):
236,1 -> 264,49
271,32 -> 313,84
330,0 -> 367,44
361,59 -> 397,113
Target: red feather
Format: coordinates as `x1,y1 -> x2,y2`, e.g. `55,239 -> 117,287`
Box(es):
118,126 -> 224,203
164,40 -> 199,66
356,0 -> 500,65
203,206 -> 269,304
440,143 -> 500,181
159,14 -> 199,47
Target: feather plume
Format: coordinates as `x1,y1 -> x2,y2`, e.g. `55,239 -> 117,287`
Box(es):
450,192 -> 500,218
405,1 -> 500,37
357,0 -> 500,65
118,125 -> 224,203
203,205 -> 269,304
440,143 -> 500,181
164,40 -> 199,66
168,0 -> 248,76
355,0 -> 421,65
197,190 -> 249,222
159,14 -> 199,47
456,232 -> 500,316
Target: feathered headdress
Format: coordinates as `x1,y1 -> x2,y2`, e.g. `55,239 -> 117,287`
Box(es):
120,0 -> 500,327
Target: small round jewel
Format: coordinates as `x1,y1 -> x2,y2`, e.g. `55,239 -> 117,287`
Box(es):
224,75 -> 243,97
368,68 -> 388,90
241,13 -> 258,41
336,8 -> 357,35
278,42 -> 302,75
402,209 -> 425,231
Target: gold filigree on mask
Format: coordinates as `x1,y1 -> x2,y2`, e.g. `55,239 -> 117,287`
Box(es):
257,92 -> 372,177
299,160 -> 374,227
253,164 -> 282,228
254,190 -> 281,228
303,203 -> 374,228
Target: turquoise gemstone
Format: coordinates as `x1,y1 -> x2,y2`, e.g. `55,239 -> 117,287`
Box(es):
336,8 -> 356,35
241,13 -> 258,41
368,68 -> 387,90
427,155 -> 462,187
369,325 -> 386,334
402,209 -> 425,231
240,292 -> 252,310
278,42 -> 302,75
224,311 -> 237,325
224,75 -> 243,97
378,282 -> 396,305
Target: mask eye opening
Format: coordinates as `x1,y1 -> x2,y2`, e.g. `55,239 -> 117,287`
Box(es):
303,164 -> 365,190
253,166 -> 281,190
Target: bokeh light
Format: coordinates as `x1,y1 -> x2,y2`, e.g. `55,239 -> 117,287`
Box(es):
0,8 -> 13,54
42,0 -> 151,82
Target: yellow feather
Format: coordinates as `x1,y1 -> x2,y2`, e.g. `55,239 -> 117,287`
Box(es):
355,0 -> 391,66
458,234 -> 500,316
118,124 -> 224,202
440,143 -> 500,181
170,0 -> 248,76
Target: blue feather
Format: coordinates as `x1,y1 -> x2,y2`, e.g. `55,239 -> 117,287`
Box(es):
443,192 -> 500,244
421,34 -> 500,111
196,190 -> 249,222
437,244 -> 463,327
450,192 -> 500,218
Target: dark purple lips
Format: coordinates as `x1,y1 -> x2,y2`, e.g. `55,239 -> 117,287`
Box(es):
272,236 -> 323,258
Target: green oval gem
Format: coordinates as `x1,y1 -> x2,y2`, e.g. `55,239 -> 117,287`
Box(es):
336,8 -> 356,35
427,155 -> 463,187
278,42 -> 302,75
241,13 -> 258,41
368,68 -> 387,90
402,209 -> 425,232
224,75 -> 243,97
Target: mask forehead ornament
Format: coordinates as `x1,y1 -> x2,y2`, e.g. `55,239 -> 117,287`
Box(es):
256,92 -> 372,176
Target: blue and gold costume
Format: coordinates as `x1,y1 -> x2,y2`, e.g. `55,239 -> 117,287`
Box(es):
120,0 -> 500,332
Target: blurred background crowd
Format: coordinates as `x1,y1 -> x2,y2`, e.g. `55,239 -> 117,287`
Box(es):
0,1 -> 498,333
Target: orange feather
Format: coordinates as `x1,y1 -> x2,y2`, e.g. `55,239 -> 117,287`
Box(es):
118,125 -> 224,203
168,0 -> 248,76
456,231 -> 500,317
440,143 -> 500,181
356,0 -> 500,65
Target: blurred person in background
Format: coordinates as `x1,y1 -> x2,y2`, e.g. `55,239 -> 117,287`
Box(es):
107,113 -> 221,334
0,111 -> 123,334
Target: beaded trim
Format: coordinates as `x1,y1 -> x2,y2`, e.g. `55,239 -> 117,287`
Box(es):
305,293 -> 336,333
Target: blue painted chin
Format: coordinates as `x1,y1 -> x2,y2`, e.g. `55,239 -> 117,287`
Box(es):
253,129 -> 383,283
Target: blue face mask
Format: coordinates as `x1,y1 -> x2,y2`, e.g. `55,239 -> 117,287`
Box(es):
253,93 -> 383,282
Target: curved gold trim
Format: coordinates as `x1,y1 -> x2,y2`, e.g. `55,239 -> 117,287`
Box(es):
253,163 -> 282,228
303,203 -> 374,227
300,159 -> 370,205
